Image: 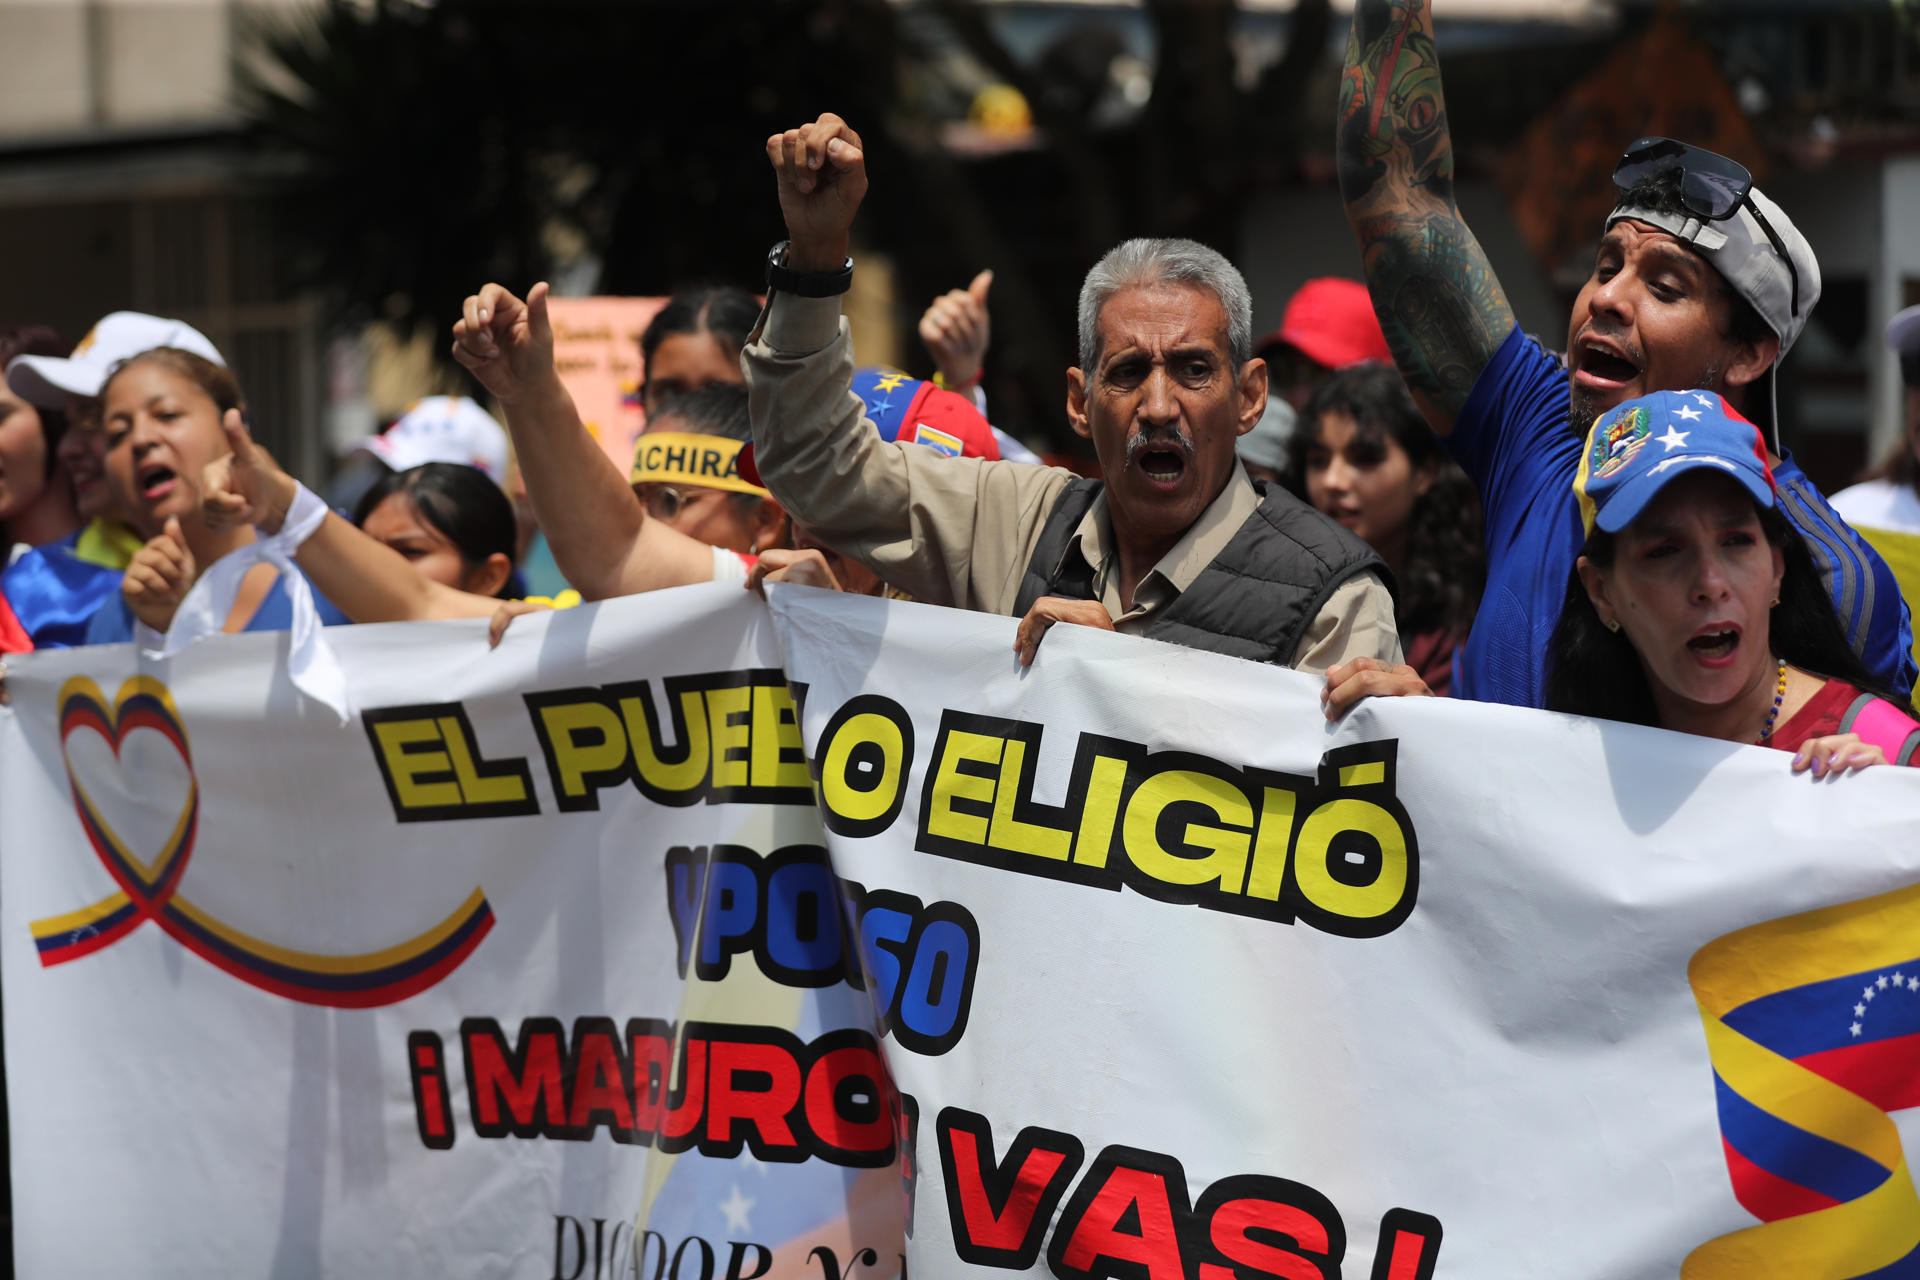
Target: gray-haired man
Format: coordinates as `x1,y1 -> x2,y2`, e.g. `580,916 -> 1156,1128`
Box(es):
745,113 -> 1400,684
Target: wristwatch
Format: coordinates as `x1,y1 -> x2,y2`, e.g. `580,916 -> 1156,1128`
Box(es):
766,240 -> 854,298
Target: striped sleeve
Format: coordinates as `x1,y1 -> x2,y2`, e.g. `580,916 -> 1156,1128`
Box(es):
1774,460 -> 1917,701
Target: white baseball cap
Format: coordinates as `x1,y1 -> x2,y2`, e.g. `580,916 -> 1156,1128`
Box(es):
5,311 -> 226,408
1607,176 -> 1822,448
359,396 -> 510,483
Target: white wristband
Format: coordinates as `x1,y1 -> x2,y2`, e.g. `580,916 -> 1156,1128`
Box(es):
262,480 -> 328,555
151,477 -> 350,723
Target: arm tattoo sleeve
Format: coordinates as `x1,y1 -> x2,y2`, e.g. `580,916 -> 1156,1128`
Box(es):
1337,0 -> 1515,423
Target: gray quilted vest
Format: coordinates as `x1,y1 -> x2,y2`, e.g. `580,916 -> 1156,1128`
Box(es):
1012,477 -> 1393,665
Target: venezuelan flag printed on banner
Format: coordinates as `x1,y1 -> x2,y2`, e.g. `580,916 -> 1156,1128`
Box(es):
1687,883 -> 1920,1277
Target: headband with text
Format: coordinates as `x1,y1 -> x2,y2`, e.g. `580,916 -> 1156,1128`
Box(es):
628,432 -> 767,497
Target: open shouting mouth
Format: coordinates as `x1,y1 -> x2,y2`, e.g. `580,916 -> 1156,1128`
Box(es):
135,462 -> 179,503
1687,623 -> 1742,669
1573,336 -> 1644,393
1127,433 -> 1194,492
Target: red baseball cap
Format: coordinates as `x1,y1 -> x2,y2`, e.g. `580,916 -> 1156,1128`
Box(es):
1255,277 -> 1392,371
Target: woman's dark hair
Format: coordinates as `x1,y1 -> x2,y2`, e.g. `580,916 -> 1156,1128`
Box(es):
639,287 -> 760,382
648,381 -> 752,443
0,325 -> 70,477
1284,364 -> 1485,638
350,462 -> 519,598
1545,500 -> 1894,725
104,347 -> 244,417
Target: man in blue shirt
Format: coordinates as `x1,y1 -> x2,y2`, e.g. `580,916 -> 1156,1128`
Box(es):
1333,0 -> 1914,709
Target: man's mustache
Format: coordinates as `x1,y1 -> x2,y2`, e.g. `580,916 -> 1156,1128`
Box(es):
1125,429 -> 1196,467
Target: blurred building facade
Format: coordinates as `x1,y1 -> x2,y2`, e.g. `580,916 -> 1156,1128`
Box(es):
0,0 -> 326,477
0,1 -> 1913,492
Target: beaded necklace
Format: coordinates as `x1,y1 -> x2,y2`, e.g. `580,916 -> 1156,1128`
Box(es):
1755,659 -> 1788,743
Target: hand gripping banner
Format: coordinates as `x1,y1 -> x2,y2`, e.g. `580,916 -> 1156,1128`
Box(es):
763,584 -> 1920,1279
0,590 -> 901,1279
4,584 -> 1919,1278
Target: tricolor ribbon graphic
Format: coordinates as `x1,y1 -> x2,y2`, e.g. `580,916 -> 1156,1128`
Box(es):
1686,882 -> 1920,1276
31,676 -> 493,1008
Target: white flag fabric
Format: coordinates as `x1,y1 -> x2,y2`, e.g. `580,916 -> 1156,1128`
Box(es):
3,583 -> 1918,1278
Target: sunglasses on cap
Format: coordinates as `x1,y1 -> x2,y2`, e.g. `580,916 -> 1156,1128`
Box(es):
1612,137 -> 1801,322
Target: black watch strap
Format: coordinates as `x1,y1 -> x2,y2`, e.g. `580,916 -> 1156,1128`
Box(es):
766,240 -> 854,298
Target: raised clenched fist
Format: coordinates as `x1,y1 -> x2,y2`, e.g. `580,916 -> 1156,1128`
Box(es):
766,113 -> 868,272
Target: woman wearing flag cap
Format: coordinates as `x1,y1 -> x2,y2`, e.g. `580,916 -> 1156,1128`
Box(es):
1548,390 -> 1919,772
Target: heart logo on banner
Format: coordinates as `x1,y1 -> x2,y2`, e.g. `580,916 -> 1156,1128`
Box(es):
30,675 -> 496,1007
58,677 -> 199,911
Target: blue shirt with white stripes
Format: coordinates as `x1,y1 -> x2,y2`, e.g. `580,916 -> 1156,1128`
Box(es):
1444,327 -> 1916,710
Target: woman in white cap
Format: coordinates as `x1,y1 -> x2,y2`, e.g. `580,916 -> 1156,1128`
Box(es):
1548,389 -> 1918,772
82,347 -> 350,643
5,312 -> 224,644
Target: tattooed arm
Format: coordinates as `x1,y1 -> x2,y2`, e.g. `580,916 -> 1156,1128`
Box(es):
1337,0 -> 1515,436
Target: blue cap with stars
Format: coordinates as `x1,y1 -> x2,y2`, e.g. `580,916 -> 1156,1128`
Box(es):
1573,389 -> 1777,537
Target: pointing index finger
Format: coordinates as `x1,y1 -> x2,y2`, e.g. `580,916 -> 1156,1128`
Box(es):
220,408 -> 253,457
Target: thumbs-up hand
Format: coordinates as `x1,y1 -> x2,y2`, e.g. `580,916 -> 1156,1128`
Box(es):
918,268 -> 994,391
203,409 -> 296,535
452,281 -> 556,405
766,114 -> 868,272
122,515 -> 198,634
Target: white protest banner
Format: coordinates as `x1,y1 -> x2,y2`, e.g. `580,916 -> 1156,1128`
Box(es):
8,583 -> 1920,1278
765,585 -> 1920,1279
0,587 -> 901,1280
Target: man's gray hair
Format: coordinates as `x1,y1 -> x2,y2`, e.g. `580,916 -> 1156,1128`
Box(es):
1077,237 -> 1254,373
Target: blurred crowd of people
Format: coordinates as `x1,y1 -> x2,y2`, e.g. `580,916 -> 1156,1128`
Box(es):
4,0 -> 1920,785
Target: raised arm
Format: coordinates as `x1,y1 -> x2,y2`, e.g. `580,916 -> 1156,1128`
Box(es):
203,412 -> 498,623
1336,0 -> 1516,435
749,114 -> 1069,611
451,283 -> 718,600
